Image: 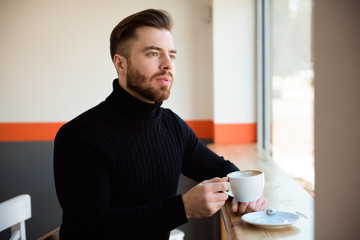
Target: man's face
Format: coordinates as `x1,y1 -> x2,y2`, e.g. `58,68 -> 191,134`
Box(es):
124,26 -> 176,103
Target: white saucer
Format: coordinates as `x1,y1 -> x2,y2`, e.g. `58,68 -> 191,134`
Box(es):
241,211 -> 299,228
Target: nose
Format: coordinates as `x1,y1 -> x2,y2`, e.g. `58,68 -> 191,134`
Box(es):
160,55 -> 174,71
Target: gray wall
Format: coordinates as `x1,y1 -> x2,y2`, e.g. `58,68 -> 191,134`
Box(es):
0,142 -> 61,240
0,141 -> 220,240
314,0 -> 360,239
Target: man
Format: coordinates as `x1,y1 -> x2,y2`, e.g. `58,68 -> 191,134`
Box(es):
54,9 -> 267,240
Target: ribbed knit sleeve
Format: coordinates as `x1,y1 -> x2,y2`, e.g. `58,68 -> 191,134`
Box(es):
163,110 -> 239,182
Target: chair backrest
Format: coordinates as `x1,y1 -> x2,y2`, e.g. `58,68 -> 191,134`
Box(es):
0,194 -> 31,240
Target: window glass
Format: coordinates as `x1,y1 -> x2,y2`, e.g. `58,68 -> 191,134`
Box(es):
269,0 -> 314,196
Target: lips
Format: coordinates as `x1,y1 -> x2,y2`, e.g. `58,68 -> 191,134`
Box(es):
155,76 -> 172,86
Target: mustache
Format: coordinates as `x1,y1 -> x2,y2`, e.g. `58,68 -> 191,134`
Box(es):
152,71 -> 173,79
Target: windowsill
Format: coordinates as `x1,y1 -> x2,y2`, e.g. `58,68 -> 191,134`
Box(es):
207,143 -> 314,240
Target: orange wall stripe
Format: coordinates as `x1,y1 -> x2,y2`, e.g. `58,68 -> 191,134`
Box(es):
0,121 -> 213,142
0,122 -> 257,143
214,123 -> 257,144
186,120 -> 214,139
0,123 -> 65,142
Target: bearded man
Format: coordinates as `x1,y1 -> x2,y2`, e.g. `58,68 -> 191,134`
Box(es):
54,9 -> 267,240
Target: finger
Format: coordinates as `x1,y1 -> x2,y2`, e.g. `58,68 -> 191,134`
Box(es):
206,191 -> 229,203
215,192 -> 229,202
216,200 -> 227,210
202,176 -> 229,184
209,201 -> 227,216
203,182 -> 229,192
252,195 -> 266,211
220,177 -> 229,182
254,197 -> 263,211
244,201 -> 256,214
237,202 -> 249,215
259,196 -> 268,211
202,177 -> 222,184
231,198 -> 239,213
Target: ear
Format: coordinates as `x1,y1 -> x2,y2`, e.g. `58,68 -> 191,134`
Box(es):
113,54 -> 127,76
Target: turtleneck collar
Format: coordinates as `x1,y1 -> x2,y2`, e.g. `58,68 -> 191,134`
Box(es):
105,79 -> 163,120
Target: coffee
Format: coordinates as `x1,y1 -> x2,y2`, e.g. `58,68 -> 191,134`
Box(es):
230,170 -> 262,177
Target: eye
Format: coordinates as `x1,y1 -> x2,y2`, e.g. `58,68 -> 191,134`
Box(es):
170,54 -> 176,61
147,51 -> 158,57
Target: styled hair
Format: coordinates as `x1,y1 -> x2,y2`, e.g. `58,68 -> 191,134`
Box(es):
110,9 -> 173,60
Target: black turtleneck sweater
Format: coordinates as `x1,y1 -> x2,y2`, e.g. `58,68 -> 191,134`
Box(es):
54,79 -> 239,240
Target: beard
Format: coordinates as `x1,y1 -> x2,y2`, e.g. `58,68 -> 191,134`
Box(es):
126,62 -> 173,102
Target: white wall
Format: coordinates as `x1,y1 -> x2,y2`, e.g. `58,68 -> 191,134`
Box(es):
212,0 -> 256,124
0,0 -> 213,122
314,0 -> 360,239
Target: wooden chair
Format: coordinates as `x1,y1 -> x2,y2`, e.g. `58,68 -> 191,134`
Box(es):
0,194 -> 31,240
36,227 -> 60,240
170,229 -> 185,240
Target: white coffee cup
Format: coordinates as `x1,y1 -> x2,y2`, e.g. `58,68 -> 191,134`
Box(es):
225,170 -> 265,202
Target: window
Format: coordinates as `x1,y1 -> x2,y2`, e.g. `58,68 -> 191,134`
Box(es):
258,0 -> 314,196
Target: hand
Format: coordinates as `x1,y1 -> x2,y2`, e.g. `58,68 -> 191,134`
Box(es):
231,194 -> 267,215
182,177 -> 229,218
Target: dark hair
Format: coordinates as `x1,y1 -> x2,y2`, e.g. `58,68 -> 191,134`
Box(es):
110,9 -> 173,60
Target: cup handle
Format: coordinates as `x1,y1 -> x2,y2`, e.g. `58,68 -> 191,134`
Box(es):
224,182 -> 234,197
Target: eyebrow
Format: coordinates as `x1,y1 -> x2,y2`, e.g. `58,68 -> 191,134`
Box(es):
144,45 -> 177,54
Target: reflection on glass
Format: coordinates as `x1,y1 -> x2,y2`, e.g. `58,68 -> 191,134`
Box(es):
270,0 -> 314,196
